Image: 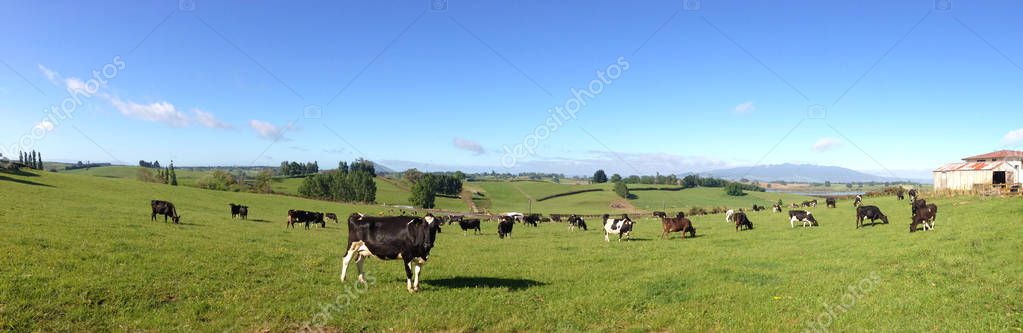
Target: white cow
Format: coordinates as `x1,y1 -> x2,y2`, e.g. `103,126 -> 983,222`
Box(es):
602,214 -> 635,242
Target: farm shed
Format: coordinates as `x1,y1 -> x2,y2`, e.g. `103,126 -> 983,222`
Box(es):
933,150 -> 1023,192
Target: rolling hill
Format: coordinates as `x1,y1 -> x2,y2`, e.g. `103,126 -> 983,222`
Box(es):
705,163 -> 923,183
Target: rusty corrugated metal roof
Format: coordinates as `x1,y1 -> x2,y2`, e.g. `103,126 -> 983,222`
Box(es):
962,150 -> 1023,160
934,161 -> 1007,172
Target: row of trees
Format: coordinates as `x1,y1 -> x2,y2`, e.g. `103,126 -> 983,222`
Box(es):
18,151 -> 43,170
138,160 -> 162,168
279,161 -> 320,177
297,159 -> 376,203
594,170 -> 684,186
138,161 -> 179,186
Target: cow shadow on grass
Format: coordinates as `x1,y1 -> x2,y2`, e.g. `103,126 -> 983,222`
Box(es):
246,219 -> 273,223
859,222 -> 888,228
0,175 -> 54,188
426,277 -> 545,291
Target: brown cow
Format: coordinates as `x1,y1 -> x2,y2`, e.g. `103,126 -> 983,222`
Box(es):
660,213 -> 696,239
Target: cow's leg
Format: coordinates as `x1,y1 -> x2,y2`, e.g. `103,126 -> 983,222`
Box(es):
340,244 -> 356,281
403,259 -> 415,293
355,255 -> 367,284
412,261 -> 423,292
604,232 -> 610,242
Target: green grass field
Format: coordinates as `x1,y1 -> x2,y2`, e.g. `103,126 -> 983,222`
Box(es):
2,169 -> 1021,331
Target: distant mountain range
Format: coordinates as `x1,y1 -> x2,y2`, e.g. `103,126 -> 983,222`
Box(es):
704,163 -> 930,183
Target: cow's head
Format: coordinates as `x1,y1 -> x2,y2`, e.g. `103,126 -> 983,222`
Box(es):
805,213 -> 818,224
172,215 -> 181,224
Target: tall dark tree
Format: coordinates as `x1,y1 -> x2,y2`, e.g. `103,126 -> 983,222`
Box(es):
610,173 -> 622,183
409,180 -> 436,209
169,161 -> 178,186
592,169 -> 608,184
614,182 -> 629,198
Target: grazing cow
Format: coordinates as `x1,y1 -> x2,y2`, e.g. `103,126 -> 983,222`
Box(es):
790,203 -> 800,209
660,212 -> 696,239
603,214 -> 635,242
288,210 -> 326,229
568,215 -> 587,231
498,216 -> 515,239
653,211 -> 668,219
458,218 -> 481,236
897,190 -> 905,200
151,200 -> 181,224
856,205 -> 889,228
340,213 -> 441,293
826,198 -> 837,208
521,214 -> 541,227
801,200 -> 818,208
725,209 -> 736,223
550,214 -> 564,223
238,206 -> 248,220
326,213 -> 339,223
853,195 -> 863,207
788,210 -> 818,228
733,212 -> 754,231
751,205 -> 766,212
772,204 -> 782,213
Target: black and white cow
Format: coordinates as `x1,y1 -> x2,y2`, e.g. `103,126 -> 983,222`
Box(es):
772,204 -> 782,213
826,197 -> 837,208
908,189 -> 919,202
733,211 -> 754,231
853,195 -> 863,207
340,213 -> 441,293
788,210 -> 818,228
498,216 -> 515,239
568,215 -> 587,231
602,214 -> 634,242
458,218 -> 481,236
855,205 -> 889,228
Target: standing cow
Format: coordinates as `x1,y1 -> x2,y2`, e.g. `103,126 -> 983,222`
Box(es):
660,212 -> 696,239
340,213 -> 441,293
151,200 -> 181,224
826,198 -> 837,208
458,218 -> 482,236
603,214 -> 635,242
568,215 -> 588,231
498,216 -> 515,239
733,212 -> 754,231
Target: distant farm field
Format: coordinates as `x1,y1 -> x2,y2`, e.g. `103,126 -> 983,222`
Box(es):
2,169 -> 1021,331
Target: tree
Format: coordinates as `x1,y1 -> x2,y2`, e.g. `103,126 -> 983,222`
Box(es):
404,168 -> 424,184
682,175 -> 699,188
592,169 -> 608,184
610,173 -> 622,183
169,161 -> 178,186
846,183 -> 854,189
724,183 -> 746,196
825,180 -> 831,187
614,182 -> 630,199
254,169 -> 273,193
409,180 -> 436,209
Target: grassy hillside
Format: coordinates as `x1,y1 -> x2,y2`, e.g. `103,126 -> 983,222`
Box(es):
62,166 -> 209,187
2,169 -> 1021,331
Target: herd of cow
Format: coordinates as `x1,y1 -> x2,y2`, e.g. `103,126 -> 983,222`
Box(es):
147,188 -> 940,292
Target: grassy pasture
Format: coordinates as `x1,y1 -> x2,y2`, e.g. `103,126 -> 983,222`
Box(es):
2,169 -> 1021,331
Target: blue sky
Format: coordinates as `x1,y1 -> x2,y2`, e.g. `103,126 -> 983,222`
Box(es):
1,0 -> 1021,177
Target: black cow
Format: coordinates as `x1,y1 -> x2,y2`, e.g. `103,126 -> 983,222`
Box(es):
910,205 -> 936,232
855,205 -> 889,228
458,218 -> 481,236
229,203 -> 243,219
498,216 -> 515,239
238,206 -> 248,220
788,210 -> 818,228
896,190 -> 905,200
288,210 -> 325,229
340,213 -> 441,293
151,200 -> 181,224
653,211 -> 668,219
326,213 -> 339,223
550,214 -> 564,223
522,214 -> 540,227
733,212 -> 753,231
568,215 -> 587,231
826,198 -> 837,208
751,205 -> 766,212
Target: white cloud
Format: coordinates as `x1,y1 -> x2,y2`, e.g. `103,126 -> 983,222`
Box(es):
453,137 -> 485,155
249,120 -> 290,141
108,96 -> 189,127
734,101 -> 755,114
38,65 -> 60,84
812,137 -> 843,152
33,120 -> 55,132
1001,128 -> 1023,146
193,109 -> 231,129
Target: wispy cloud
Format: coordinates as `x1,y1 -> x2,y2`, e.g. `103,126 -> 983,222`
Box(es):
37,65 -> 60,84
108,96 -> 189,127
34,120 -> 55,132
193,109 -> 231,129
453,137 -> 485,155
812,137 -> 843,152
734,101 -> 755,114
1001,128 -> 1023,146
250,120 -> 290,141
324,148 -> 346,154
